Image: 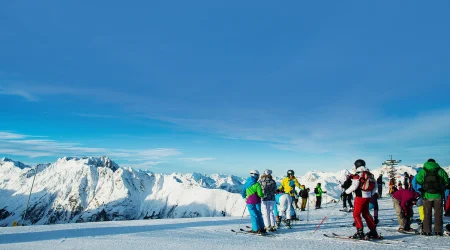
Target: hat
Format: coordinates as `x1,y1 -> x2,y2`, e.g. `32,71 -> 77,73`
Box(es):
427,158 -> 436,163
354,159 -> 366,168
250,170 -> 259,177
264,169 -> 272,175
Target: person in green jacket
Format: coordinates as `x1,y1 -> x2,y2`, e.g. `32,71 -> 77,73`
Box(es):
415,159 -> 449,236
315,183 -> 327,209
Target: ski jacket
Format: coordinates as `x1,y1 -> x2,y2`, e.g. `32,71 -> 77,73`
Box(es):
315,185 -> 323,197
345,167 -> 376,198
416,161 -> 449,199
259,174 -> 277,201
241,176 -> 263,204
392,189 -> 420,213
342,178 -> 352,190
411,168 -> 422,195
278,176 -> 301,196
299,185 -> 309,198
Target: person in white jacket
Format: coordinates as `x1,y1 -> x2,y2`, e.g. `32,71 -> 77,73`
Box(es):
345,159 -> 380,239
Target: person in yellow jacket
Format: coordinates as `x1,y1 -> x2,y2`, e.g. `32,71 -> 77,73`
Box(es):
278,170 -> 302,220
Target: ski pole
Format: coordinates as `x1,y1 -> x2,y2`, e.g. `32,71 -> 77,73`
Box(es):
21,164 -> 39,226
312,197 -> 342,234
237,205 -> 247,233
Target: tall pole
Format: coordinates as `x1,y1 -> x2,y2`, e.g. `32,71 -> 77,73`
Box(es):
22,165 -> 39,226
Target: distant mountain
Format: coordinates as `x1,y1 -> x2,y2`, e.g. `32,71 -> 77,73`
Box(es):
1,157 -> 448,227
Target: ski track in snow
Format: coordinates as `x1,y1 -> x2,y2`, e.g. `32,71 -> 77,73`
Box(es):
1,198 -> 450,250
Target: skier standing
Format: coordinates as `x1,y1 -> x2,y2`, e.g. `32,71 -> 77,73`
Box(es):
376,174 -> 385,198
273,190 -> 293,228
341,175 -> 354,212
299,185 -> 308,211
391,189 -> 420,232
345,159 -> 380,239
389,178 -> 398,195
278,170 -> 302,220
314,183 -> 327,209
241,170 -> 266,235
258,169 -> 277,232
415,159 -> 449,236
403,172 -> 410,190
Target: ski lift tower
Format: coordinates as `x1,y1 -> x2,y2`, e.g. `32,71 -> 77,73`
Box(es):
382,155 -> 402,179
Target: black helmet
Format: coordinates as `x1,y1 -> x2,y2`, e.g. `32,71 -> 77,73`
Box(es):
354,159 -> 366,168
287,170 -> 294,176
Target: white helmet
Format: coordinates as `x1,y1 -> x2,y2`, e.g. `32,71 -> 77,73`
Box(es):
264,169 -> 272,175
250,170 -> 260,177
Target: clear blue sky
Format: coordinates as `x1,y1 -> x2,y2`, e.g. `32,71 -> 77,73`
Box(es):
1,1 -> 450,176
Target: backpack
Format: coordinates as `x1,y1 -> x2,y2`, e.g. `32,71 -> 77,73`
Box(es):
314,187 -> 318,194
359,171 -> 376,192
422,168 -> 443,194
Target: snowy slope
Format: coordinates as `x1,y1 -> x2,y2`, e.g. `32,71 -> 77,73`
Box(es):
1,197 -> 449,250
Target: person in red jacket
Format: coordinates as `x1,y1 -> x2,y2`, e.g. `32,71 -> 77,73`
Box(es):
392,189 -> 420,232
345,159 -> 380,239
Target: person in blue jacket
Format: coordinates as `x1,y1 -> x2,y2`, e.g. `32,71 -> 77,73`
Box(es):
411,168 -> 425,234
241,170 -> 265,235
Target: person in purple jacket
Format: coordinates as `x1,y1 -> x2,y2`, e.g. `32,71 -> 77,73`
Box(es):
392,189 -> 420,232
241,170 -> 265,235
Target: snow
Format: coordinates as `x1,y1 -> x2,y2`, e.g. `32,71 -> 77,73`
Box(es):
1,197 -> 450,250
1,157 -> 450,249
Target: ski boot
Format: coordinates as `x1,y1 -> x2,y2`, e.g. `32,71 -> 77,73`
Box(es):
342,207 -> 348,212
276,216 -> 281,228
352,228 -> 365,239
257,228 -> 267,235
284,219 -> 291,229
366,228 -> 382,239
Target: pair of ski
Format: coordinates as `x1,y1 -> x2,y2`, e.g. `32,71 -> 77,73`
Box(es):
230,226 -> 278,237
323,233 -> 402,245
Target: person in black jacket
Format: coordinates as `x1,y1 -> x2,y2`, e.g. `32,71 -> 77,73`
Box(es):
341,174 -> 354,212
376,174 -> 385,198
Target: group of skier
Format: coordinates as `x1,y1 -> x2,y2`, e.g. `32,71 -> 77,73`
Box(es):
241,158 -> 450,238
241,169 -> 323,235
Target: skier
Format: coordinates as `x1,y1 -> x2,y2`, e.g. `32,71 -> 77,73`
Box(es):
299,185 -> 308,211
345,159 -> 380,239
278,170 -> 302,220
314,183 -> 327,209
273,190 -> 292,228
445,186 -> 450,217
415,159 -> 449,236
241,170 -> 266,235
391,189 -> 420,232
258,169 -> 277,232
403,172 -> 410,190
397,180 -> 403,190
411,169 -> 425,234
369,192 -> 379,224
376,174 -> 385,198
341,175 -> 354,212
389,178 -> 398,195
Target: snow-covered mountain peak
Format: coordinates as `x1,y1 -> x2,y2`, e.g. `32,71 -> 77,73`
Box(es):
0,157 -> 30,169
56,156 -> 119,171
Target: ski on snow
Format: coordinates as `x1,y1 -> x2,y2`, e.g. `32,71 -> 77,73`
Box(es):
323,233 -> 402,245
230,229 -> 278,237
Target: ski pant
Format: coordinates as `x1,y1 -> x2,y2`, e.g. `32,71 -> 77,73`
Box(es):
275,194 -> 292,219
316,196 -> 322,208
261,200 -> 276,228
392,198 -> 412,229
423,198 -> 443,233
377,184 -> 382,198
418,206 -> 424,221
247,203 -> 265,231
353,197 -> 376,230
343,193 -> 353,209
370,196 -> 378,217
301,198 -> 307,210
289,196 -> 297,217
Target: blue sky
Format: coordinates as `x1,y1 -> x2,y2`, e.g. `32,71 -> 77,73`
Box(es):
1,1 -> 450,176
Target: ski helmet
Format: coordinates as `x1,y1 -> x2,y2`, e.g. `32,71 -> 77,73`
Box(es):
287,170 -> 294,176
264,169 -> 272,175
354,159 -> 366,168
250,170 -> 260,178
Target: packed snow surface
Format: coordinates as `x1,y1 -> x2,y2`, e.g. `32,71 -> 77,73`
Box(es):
1,197 -> 450,250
